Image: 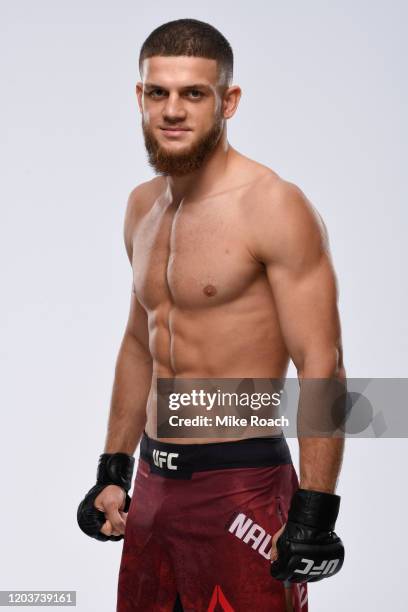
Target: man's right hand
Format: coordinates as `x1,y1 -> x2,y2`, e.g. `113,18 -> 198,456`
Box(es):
77,452 -> 135,542
94,485 -> 128,538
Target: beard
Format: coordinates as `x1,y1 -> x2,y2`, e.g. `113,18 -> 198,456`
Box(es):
142,115 -> 224,177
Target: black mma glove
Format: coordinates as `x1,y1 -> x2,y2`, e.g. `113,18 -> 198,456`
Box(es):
270,488 -> 344,583
77,453 -> 135,542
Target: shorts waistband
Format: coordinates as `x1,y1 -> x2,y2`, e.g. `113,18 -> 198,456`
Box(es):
140,431 -> 292,479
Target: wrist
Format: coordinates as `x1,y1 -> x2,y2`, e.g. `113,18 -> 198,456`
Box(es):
96,452 -> 135,492
288,488 -> 341,531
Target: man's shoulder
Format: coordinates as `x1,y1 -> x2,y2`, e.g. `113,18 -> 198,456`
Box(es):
237,156 -> 305,208
123,177 -> 165,260
126,176 -> 166,219
243,169 -> 327,262
233,155 -> 280,188
246,167 -> 321,228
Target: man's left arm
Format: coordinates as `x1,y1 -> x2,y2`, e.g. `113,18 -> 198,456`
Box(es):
251,178 -> 345,491
248,178 -> 346,582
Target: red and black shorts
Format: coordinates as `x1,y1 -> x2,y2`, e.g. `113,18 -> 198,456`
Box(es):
117,433 -> 308,611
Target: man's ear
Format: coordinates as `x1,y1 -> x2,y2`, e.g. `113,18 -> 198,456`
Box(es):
222,85 -> 242,119
135,82 -> 143,113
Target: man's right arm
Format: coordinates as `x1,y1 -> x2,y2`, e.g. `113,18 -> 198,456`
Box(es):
103,186 -> 153,455
77,185 -> 153,541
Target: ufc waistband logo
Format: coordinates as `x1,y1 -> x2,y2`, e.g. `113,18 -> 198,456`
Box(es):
295,558 -> 341,577
152,449 -> 179,470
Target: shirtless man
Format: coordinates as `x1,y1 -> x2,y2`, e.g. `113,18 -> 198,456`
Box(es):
77,19 -> 345,612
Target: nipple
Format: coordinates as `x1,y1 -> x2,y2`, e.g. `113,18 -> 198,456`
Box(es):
203,284 -> 217,297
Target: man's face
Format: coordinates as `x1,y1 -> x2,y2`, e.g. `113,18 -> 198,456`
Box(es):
137,56 -> 227,176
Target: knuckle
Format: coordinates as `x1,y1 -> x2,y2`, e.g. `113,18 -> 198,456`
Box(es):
104,500 -> 118,511
112,520 -> 124,531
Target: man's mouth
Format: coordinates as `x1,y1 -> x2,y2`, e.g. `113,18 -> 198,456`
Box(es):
160,127 -> 191,137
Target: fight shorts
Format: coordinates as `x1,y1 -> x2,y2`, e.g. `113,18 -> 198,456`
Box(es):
117,432 -> 308,612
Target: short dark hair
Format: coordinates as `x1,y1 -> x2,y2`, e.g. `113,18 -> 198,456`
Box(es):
139,18 -> 233,86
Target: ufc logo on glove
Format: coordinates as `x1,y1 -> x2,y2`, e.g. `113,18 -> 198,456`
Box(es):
295,558 -> 342,577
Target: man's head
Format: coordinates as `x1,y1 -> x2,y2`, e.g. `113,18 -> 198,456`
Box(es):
136,19 -> 241,176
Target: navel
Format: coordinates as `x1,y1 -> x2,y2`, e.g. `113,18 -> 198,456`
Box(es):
203,284 -> 217,297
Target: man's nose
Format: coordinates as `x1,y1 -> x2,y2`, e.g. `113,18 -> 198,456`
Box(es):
162,93 -> 187,122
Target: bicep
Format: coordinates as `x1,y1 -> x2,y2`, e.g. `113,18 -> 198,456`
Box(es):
266,252 -> 341,371
123,192 -> 136,264
123,182 -> 151,264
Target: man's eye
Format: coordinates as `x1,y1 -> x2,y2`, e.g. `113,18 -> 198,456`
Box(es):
149,89 -> 165,98
187,90 -> 203,99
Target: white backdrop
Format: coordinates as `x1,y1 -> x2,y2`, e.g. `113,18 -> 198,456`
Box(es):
1,1 -> 407,610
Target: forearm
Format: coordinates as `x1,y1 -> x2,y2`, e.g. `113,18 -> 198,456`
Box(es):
298,436 -> 344,493
104,333 -> 153,455
297,353 -> 346,493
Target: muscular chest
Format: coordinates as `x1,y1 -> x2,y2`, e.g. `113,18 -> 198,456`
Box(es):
132,198 -> 259,310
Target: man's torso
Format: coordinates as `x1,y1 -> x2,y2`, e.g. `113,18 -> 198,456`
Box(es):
130,158 -> 290,442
